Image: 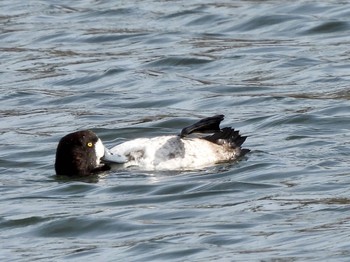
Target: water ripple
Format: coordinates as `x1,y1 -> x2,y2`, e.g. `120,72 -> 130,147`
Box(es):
1,0 -> 350,261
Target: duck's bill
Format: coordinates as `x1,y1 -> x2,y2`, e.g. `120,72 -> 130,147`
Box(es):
102,148 -> 128,164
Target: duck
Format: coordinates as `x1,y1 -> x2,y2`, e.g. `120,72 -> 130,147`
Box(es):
55,115 -> 249,176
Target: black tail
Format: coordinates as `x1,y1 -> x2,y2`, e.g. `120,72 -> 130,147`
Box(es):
204,126 -> 247,145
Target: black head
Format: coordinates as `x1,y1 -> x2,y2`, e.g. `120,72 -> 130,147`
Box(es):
55,130 -> 110,176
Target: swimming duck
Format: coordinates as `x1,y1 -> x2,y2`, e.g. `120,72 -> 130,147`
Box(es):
55,115 -> 249,176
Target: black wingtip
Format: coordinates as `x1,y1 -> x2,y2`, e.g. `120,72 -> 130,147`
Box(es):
180,115 -> 225,138
180,115 -> 249,152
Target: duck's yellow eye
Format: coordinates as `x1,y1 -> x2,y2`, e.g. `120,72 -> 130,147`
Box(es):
87,142 -> 93,148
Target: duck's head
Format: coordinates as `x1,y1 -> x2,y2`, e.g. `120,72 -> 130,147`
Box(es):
55,130 -> 126,177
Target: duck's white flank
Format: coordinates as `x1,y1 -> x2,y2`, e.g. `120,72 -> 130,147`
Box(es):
109,135 -> 242,170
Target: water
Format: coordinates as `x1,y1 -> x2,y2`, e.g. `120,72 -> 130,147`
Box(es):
1,0 -> 350,261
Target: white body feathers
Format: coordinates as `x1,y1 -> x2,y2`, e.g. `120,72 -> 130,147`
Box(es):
109,135 -> 242,170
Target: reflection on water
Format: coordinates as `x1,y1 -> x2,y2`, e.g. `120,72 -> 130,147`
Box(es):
1,0 -> 350,261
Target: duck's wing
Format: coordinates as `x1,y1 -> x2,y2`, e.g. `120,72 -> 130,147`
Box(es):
179,115 -> 224,138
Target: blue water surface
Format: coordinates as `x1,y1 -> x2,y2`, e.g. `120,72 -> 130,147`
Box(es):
1,0 -> 350,261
